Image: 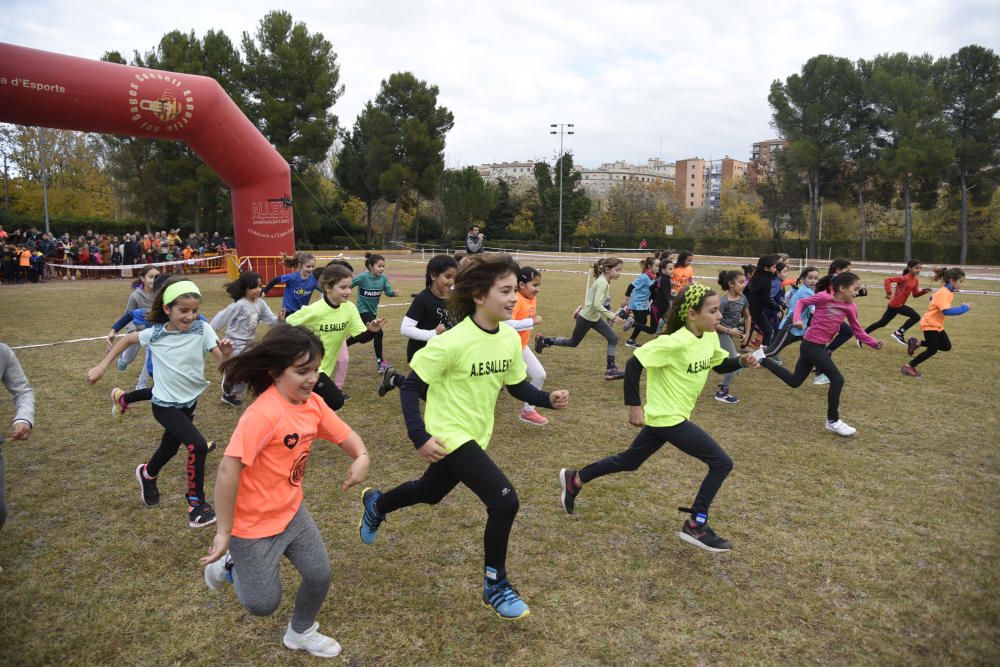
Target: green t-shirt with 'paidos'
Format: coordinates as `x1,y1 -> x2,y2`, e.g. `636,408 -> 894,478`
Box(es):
286,298 -> 367,376
410,317 -> 527,453
633,327 -> 729,427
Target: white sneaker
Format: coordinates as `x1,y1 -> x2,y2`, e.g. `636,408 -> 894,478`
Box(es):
825,419 -> 857,437
813,374 -> 830,385
203,553 -> 231,591
283,622 -> 342,658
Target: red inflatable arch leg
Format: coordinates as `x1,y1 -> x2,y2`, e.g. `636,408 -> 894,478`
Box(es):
0,42 -> 295,267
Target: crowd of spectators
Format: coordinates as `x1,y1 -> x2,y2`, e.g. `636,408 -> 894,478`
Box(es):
1,225 -> 235,284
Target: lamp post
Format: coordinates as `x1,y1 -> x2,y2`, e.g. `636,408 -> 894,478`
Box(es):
549,123 -> 574,253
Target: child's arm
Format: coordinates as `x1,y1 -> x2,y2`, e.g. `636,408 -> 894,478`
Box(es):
942,302 -> 973,316
384,277 -> 397,297
623,356 -> 646,427
200,455 -> 243,565
209,302 -> 237,333
845,307 -> 882,349
107,311 -> 134,345
333,429 -> 370,491
740,306 -> 753,346
400,316 -> 439,341
88,332 -> 141,384
1,345 -> 35,440
261,274 -> 283,295
503,316 -> 536,332
258,300 -> 280,326
399,371 -> 447,463
210,340 -> 235,365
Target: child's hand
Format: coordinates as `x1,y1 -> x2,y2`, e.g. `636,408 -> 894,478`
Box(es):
613,316 -> 625,327
967,302 -> 975,310
741,352 -> 761,368
417,437 -> 447,464
87,365 -> 105,385
106,330 -> 117,349
873,341 -> 884,350
367,318 -> 387,332
434,323 -> 447,334
532,315 -> 543,325
792,320 -> 804,329
278,308 -> 286,321
549,389 -> 569,410
217,339 -> 234,358
10,422 -> 31,441
885,293 -> 891,300
342,454 -> 369,491
628,405 -> 644,427
200,531 -> 231,566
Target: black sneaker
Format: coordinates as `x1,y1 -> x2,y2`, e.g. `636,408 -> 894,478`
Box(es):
604,365 -> 625,381
188,500 -> 217,528
135,464 -> 160,507
534,334 -> 546,354
221,393 -> 242,407
678,520 -> 732,553
377,365 -> 401,397
559,468 -> 579,515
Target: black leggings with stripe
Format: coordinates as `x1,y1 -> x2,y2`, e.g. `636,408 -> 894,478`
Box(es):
147,403 -> 209,502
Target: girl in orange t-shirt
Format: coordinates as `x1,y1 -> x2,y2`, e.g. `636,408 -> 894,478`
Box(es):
671,251 -> 695,294
901,267 -> 974,378
201,325 -> 370,658
505,266 -> 548,425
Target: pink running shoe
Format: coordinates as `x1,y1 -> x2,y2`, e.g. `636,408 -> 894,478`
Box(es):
518,408 -> 549,426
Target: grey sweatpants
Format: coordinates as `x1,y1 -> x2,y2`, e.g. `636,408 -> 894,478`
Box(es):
717,334 -> 741,388
551,316 -> 618,358
229,504 -> 331,633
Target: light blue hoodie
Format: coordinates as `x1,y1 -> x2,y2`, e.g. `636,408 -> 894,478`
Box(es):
780,284 -> 815,337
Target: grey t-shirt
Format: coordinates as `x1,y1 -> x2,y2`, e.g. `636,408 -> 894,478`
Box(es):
719,293 -> 747,328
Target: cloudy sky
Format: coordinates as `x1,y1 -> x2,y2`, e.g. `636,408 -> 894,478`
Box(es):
2,0 -> 997,169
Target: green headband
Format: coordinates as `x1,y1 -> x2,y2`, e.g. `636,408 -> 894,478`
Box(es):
677,283 -> 711,324
162,280 -> 201,305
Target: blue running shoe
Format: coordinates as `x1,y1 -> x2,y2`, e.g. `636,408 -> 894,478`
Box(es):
117,357 -> 128,371
358,487 -> 385,545
483,568 -> 530,619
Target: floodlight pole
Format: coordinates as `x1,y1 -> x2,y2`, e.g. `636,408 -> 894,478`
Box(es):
550,123 -> 574,253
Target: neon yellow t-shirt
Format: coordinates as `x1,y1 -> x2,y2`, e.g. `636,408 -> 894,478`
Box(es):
410,317 -> 527,453
633,327 -> 729,427
286,298 -> 367,376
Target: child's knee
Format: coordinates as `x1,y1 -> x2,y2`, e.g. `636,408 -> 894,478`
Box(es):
488,487 -> 519,520
241,590 -> 282,617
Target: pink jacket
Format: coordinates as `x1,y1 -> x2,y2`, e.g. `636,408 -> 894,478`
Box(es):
793,291 -> 879,348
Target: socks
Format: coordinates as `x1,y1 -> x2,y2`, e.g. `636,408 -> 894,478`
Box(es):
606,355 -> 616,370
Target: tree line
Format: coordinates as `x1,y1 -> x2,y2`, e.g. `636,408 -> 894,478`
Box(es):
1,26 -> 997,260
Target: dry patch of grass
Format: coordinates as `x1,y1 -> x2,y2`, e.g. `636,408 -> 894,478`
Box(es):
0,260 -> 997,665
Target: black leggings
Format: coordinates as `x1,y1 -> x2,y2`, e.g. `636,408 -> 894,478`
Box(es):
866,305 -> 920,335
124,387 -> 153,404
766,328 -> 802,357
762,341 -> 844,421
628,309 -> 657,341
377,441 -> 519,574
910,330 -> 951,368
579,421 -> 733,517
826,322 -> 853,353
311,372 -> 345,411
360,311 -> 384,361
750,308 -> 774,348
148,403 -> 209,502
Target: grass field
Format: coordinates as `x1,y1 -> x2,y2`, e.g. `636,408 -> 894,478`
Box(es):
1,253 -> 998,665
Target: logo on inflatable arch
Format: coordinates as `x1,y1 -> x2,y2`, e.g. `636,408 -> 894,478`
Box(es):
128,72 -> 195,133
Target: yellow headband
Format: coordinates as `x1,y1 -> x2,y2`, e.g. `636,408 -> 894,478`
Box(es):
162,280 -> 201,305
677,283 -> 711,324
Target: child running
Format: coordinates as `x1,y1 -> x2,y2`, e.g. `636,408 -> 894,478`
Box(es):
651,256 -> 674,333
201,325 -> 370,658
714,270 -> 752,404
88,277 -> 232,527
672,251 -> 695,292
286,263 -> 384,411
357,254 -> 569,620
262,251 -> 319,319
759,272 -> 883,437
865,259 -> 930,345
352,252 -> 397,373
558,283 -> 760,553
766,266 -> 819,357
901,267 -> 974,377
378,255 -> 458,397
535,256 -> 627,380
746,255 -> 778,349
624,256 -> 658,348
106,264 -> 160,385
211,271 -> 279,407
505,266 -> 549,425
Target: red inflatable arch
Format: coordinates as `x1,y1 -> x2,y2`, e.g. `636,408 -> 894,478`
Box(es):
0,42 -> 294,259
